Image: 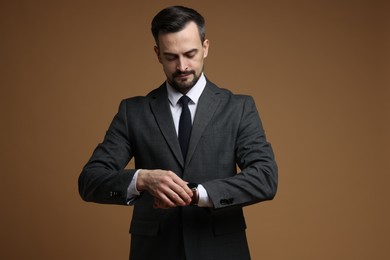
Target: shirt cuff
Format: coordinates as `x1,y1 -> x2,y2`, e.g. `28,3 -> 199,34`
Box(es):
126,169 -> 142,205
197,184 -> 213,207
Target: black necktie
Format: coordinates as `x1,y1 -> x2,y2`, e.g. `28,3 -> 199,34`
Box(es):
178,95 -> 192,160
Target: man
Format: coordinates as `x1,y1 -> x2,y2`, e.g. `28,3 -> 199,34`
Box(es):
79,5 -> 277,260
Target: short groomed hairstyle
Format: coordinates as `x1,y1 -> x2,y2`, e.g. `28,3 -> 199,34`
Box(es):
151,6 -> 205,45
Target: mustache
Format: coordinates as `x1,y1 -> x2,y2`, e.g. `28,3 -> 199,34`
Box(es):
173,70 -> 195,78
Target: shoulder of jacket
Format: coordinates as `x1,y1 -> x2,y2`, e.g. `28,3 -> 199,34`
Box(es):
120,83 -> 165,104
207,80 -> 253,101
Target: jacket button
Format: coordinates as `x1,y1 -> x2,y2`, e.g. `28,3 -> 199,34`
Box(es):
110,191 -> 121,198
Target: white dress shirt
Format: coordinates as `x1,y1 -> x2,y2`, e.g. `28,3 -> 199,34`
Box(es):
127,73 -> 213,207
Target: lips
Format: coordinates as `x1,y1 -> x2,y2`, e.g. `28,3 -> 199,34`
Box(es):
176,73 -> 191,79
173,71 -> 194,79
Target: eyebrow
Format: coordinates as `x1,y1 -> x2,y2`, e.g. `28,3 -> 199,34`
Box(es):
162,48 -> 198,56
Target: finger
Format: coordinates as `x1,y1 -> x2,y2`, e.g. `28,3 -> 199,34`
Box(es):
159,186 -> 188,206
148,170 -> 192,205
170,186 -> 191,205
153,198 -> 175,209
161,181 -> 191,205
156,191 -> 178,208
168,174 -> 193,199
154,171 -> 191,204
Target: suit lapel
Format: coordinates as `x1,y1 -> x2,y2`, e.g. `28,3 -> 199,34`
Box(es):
149,85 -> 185,167
186,82 -> 220,167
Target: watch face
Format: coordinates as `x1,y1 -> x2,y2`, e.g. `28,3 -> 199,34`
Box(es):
189,186 -> 199,205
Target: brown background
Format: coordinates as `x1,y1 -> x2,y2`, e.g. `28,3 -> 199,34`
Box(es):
1,0 -> 389,259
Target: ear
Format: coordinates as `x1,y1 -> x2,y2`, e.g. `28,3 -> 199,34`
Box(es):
202,39 -> 209,58
154,46 -> 162,63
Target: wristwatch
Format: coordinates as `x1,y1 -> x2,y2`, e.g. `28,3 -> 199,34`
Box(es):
187,183 -> 199,205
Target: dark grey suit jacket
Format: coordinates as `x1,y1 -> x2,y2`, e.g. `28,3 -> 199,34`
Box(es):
79,80 -> 278,260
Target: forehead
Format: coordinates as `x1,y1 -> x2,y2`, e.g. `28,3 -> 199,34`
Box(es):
157,22 -> 203,52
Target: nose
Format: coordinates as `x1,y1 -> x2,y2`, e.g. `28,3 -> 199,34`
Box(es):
176,57 -> 188,72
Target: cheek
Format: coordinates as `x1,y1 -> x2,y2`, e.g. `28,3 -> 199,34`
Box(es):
162,62 -> 176,73
192,57 -> 204,70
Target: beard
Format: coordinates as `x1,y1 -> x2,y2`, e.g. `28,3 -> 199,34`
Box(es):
168,70 -> 200,94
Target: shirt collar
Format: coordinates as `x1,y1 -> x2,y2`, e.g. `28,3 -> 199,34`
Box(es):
167,73 -> 206,106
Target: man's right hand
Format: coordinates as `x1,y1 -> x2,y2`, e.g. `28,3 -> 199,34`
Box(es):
136,169 -> 193,208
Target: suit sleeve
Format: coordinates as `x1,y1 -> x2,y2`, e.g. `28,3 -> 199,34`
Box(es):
78,100 -> 136,205
202,96 -> 278,209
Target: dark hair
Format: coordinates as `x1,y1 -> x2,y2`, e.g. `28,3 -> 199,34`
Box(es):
151,6 -> 205,45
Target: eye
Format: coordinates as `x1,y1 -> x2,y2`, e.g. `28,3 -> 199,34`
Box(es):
165,55 -> 177,61
185,51 -> 197,59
